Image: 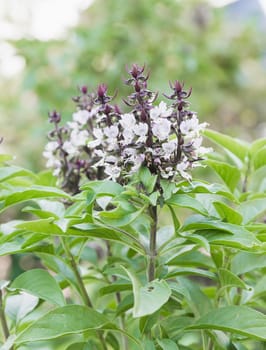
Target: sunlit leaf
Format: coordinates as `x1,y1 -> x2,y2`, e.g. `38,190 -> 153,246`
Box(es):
122,267 -> 171,318
166,194 -> 208,216
11,269 -> 65,306
203,129 -> 248,164
213,201 -> 242,224
238,198 -> 266,224
15,305 -> 109,344
206,160 -> 241,192
188,306 -> 266,341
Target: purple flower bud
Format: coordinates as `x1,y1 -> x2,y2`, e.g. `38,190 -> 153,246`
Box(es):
174,80 -> 183,93
97,84 -> 108,98
48,110 -> 61,123
104,104 -> 112,115
81,85 -> 88,94
114,105 -> 121,114
135,81 -> 141,92
76,159 -> 86,169
130,64 -> 140,78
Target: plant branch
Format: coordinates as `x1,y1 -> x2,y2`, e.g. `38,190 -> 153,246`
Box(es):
0,290 -> 11,346
148,205 -> 158,282
61,238 -> 108,350
106,241 -> 128,350
242,157 -> 250,193
61,237 -> 93,307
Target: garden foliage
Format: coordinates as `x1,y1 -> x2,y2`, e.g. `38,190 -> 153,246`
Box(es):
0,65 -> 266,350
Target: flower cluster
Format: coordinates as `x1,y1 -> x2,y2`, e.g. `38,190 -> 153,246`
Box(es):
44,65 -> 211,193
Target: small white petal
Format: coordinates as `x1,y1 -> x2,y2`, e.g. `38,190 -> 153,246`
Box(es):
44,141 -> 58,152
67,121 -> 79,130
162,140 -> 176,157
152,118 -> 171,141
62,141 -> 78,155
176,161 -> 191,180
150,101 -> 172,119
104,165 -> 121,180
70,130 -> 89,147
122,129 -> 134,145
120,113 -> 136,129
104,125 -> 119,139
73,110 -> 90,125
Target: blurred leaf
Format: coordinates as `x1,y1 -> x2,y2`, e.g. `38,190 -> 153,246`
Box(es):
171,277 -> 212,317
0,166 -> 36,183
37,252 -> 81,294
0,186 -> 70,213
16,219 -> 145,254
252,145 -> 266,170
11,269 -> 65,306
203,129 -> 248,164
188,306 -> 266,341
231,252 -> 266,275
182,215 -> 259,249
139,166 -> 157,194
81,180 -> 123,196
157,339 -> 179,350
206,160 -> 241,192
5,292 -> 39,323
15,305 -> 109,344
122,267 -> 171,318
213,201 -> 243,224
23,199 -> 66,219
166,194 -> 208,216
218,268 -> 251,290
238,198 -> 266,224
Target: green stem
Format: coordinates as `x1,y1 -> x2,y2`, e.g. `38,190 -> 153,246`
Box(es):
202,331 -> 208,350
0,290 -> 12,348
61,238 -> 107,350
106,241 -> 128,350
242,157 -> 250,193
61,238 -> 93,307
148,205 -> 158,282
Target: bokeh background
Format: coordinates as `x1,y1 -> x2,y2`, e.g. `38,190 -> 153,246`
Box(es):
0,0 -> 266,171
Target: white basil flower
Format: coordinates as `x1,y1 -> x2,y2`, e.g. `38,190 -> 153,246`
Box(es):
104,164 -> 121,180
176,160 -> 191,180
88,128 -> 104,148
180,114 -> 208,137
122,147 -> 137,162
121,129 -> 135,146
152,118 -> 171,141
45,156 -> 61,169
160,166 -> 175,179
150,101 -> 172,119
104,125 -> 119,139
67,121 -> 80,130
62,141 -> 79,156
162,140 -> 177,158
93,149 -> 106,167
73,110 -> 90,125
134,123 -> 148,143
52,166 -> 61,176
70,129 -> 89,147
130,154 -> 145,173
120,113 -> 136,129
43,141 -> 58,153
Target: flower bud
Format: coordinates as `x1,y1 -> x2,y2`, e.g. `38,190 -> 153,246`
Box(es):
48,110 -> 61,124
130,64 -> 140,78
80,85 -> 88,94
174,80 -> 183,93
97,84 -> 108,98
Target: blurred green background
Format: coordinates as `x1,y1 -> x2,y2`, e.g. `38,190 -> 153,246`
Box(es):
0,0 -> 266,170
